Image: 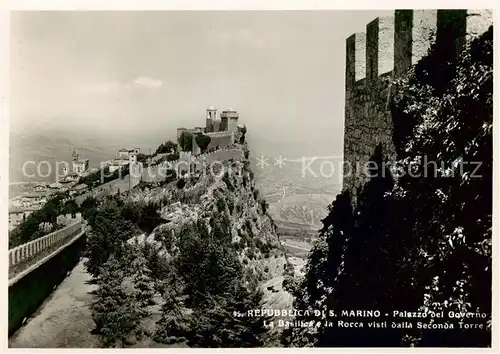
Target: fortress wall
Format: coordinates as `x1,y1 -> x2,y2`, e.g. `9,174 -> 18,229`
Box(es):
467,9 -> 493,38
343,9 -> 492,200
411,10 -> 438,65
140,146 -> 240,183
378,16 -> 395,76
206,131 -> 233,137
207,133 -> 233,150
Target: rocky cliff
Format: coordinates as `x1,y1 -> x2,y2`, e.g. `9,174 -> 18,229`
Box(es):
128,145 -> 299,325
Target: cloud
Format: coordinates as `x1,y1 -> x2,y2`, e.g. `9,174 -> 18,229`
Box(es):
81,76 -> 163,93
133,76 -> 163,88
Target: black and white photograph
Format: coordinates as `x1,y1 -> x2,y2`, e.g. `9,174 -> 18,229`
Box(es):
4,5 -> 496,348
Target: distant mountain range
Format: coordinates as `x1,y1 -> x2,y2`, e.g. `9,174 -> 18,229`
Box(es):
9,129 -> 342,228
9,131 -> 118,183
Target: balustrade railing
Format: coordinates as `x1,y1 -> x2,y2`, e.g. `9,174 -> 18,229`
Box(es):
9,221 -> 84,270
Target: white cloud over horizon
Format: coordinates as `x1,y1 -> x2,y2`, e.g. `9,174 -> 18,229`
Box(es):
80,76 -> 164,93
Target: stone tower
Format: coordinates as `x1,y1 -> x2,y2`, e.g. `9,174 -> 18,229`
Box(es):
220,108 -> 239,133
205,105 -> 217,133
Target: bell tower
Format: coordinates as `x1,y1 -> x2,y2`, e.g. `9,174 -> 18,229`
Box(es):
206,105 -> 217,133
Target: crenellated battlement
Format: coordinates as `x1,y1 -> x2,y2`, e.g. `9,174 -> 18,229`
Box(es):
346,9 -> 492,89
141,146 -> 241,183
206,131 -> 233,138
343,9 -> 492,200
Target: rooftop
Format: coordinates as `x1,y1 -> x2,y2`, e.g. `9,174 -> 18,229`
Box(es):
20,191 -> 46,198
73,159 -> 89,164
10,205 -> 41,213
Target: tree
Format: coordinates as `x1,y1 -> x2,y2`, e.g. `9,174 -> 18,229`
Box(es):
132,252 -> 156,317
91,255 -> 141,347
238,125 -> 247,144
176,179 -> 186,189
166,152 -> 180,162
136,153 -> 148,164
121,202 -> 164,234
188,284 -> 270,347
388,27 -> 493,347
153,286 -> 190,344
164,140 -> 177,152
62,199 -> 79,216
175,218 -> 242,307
156,140 -> 177,154
195,134 -> 211,153
84,199 -> 136,278
284,27 -> 493,347
177,132 -> 193,152
9,192 -> 69,247
80,196 -> 99,224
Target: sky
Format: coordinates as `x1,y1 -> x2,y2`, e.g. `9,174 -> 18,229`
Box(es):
10,10 -> 391,158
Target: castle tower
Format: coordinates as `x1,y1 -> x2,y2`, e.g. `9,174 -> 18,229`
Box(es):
72,150 -> 78,161
220,108 -> 239,133
205,106 -> 217,133
228,110 -> 239,134
213,119 -> 221,132
220,116 -> 228,132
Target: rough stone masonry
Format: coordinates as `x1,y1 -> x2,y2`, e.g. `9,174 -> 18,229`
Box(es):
342,9 -> 493,201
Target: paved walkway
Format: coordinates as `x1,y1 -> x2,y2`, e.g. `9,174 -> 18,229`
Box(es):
9,259 -> 100,348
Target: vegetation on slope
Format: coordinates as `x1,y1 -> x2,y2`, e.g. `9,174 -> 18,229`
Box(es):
282,27 -> 492,347
84,146 -> 282,347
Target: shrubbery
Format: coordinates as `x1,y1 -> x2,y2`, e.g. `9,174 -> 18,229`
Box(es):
176,178 -> 186,189
284,27 -> 493,348
9,192 -> 70,248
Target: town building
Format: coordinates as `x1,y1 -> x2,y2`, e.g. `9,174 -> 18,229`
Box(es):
9,209 -> 37,231
118,148 -> 140,160
60,150 -> 90,183
33,183 -> 47,192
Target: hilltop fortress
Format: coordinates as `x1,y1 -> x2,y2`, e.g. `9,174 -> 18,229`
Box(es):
343,9 -> 492,200
177,106 -> 241,155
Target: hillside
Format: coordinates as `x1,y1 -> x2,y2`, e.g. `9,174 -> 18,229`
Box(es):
77,144 -> 306,347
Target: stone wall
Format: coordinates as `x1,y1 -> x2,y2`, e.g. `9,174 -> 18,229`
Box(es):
8,222 -> 86,336
206,131 -> 234,150
9,220 -> 83,271
343,9 -> 493,201
141,146 -> 240,183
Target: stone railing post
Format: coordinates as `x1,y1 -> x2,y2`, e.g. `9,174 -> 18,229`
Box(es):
9,220 -> 85,272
